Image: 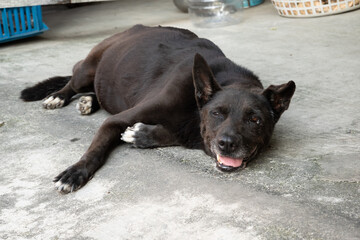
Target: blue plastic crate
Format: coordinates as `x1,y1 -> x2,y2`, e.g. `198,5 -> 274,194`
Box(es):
243,0 -> 264,8
0,6 -> 49,43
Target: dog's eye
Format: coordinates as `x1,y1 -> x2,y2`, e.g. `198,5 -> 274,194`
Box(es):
211,110 -> 222,118
250,116 -> 261,125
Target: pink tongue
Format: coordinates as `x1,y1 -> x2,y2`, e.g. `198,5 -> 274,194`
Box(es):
218,155 -> 243,168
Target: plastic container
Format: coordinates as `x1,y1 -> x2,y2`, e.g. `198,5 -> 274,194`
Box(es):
243,0 -> 265,8
174,0 -> 263,12
271,0 -> 360,17
188,0 -> 243,28
0,6 -> 49,43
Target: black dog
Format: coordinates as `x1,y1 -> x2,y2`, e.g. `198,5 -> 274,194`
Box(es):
21,25 -> 295,194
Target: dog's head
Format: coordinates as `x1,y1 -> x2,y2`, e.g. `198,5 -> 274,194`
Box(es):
192,54 -> 296,172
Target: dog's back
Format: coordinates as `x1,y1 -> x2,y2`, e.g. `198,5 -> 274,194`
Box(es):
93,25 -> 228,114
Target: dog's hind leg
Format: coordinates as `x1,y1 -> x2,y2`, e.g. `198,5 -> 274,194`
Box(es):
42,59 -> 97,109
41,83 -> 77,109
121,122 -> 178,148
43,36 -> 120,110
76,94 -> 100,115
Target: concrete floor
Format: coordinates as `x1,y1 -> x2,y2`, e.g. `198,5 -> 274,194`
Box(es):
1,0 -> 360,239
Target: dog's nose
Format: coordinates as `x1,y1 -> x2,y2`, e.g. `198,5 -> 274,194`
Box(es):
218,135 -> 238,153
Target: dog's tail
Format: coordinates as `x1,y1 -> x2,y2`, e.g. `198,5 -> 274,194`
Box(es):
20,76 -> 72,101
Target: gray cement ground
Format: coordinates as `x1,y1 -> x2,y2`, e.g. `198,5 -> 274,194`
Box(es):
1,0 -> 359,239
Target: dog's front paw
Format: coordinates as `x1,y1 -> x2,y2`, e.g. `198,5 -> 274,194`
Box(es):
42,95 -> 65,109
121,122 -> 144,143
53,163 -> 90,194
121,122 -> 157,148
76,96 -> 93,115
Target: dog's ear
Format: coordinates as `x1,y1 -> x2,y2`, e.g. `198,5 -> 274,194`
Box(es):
192,53 -> 222,109
262,81 -> 296,122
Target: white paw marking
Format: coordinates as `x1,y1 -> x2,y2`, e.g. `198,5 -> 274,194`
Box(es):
76,96 -> 93,115
42,96 -> 65,109
121,122 -> 144,143
54,180 -> 74,193
43,96 -> 54,104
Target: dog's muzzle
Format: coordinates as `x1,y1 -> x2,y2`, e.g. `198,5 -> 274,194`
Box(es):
215,146 -> 258,172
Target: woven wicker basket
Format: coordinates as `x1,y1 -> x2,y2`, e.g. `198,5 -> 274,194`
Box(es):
271,0 -> 360,17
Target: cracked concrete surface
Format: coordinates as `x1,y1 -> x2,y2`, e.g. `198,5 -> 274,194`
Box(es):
1,0 -> 359,239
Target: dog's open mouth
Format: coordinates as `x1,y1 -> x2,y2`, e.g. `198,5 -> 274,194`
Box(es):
216,154 -> 244,172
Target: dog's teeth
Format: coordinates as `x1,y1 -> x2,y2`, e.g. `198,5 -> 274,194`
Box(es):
216,154 -> 222,163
